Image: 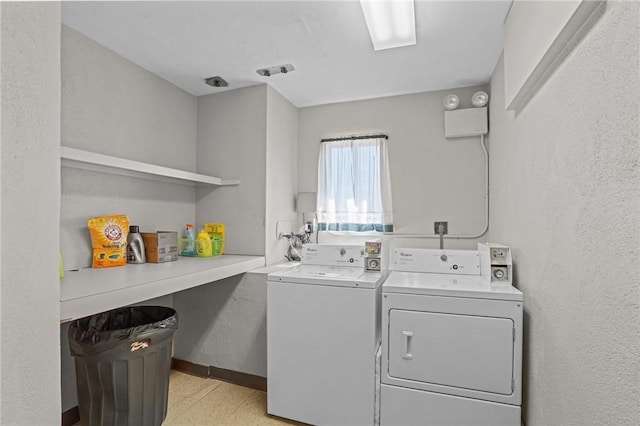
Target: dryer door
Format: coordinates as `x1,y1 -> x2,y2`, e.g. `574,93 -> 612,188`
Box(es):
388,309 -> 514,395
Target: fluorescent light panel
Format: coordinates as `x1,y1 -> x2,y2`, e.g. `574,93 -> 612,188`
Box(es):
360,0 -> 416,51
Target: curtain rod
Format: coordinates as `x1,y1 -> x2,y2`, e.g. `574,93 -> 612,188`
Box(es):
321,134 -> 388,142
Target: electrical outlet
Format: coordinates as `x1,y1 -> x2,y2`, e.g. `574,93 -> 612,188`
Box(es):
434,221 -> 448,234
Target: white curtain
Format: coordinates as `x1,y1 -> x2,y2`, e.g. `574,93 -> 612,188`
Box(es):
317,136 -> 393,232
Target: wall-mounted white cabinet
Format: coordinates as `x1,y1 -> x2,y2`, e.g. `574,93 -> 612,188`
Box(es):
61,146 -> 240,187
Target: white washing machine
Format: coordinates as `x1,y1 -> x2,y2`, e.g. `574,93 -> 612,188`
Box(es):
380,248 -> 523,426
267,244 -> 388,426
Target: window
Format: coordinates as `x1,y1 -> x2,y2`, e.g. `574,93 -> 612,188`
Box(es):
317,135 -> 393,232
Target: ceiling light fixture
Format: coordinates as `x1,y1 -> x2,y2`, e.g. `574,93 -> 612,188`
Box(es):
360,0 -> 416,51
256,63 -> 295,77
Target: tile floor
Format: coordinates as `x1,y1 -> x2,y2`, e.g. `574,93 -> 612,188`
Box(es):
164,370 -> 304,425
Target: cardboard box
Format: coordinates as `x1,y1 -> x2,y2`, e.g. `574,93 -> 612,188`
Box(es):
141,231 -> 178,263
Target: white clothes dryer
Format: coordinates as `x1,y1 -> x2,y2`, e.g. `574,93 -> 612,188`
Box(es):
267,244 -> 388,426
380,248 -> 523,426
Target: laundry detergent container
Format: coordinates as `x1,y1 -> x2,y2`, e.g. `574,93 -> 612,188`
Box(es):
68,306 -> 178,426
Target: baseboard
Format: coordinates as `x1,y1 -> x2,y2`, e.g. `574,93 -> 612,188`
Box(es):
172,357 -> 209,378
172,357 -> 267,392
61,406 -> 80,426
209,365 -> 267,392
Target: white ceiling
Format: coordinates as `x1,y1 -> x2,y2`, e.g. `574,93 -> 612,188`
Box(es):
62,0 -> 512,108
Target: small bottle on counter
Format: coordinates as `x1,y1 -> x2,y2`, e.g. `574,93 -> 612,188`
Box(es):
183,224 -> 197,256
126,225 -> 146,264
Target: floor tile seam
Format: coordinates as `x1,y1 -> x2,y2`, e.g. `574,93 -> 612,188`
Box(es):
174,378 -> 224,401
221,389 -> 262,419
194,379 -> 224,401
179,384 -> 250,419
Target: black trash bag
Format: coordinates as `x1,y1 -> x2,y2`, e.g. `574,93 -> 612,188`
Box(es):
69,306 -> 178,426
69,306 -> 177,357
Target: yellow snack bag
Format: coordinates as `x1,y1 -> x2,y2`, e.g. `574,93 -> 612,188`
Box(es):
88,215 -> 129,268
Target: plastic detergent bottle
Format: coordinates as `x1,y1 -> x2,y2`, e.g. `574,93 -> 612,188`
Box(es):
196,229 -> 213,257
183,224 -> 196,256
211,235 -> 222,256
126,225 -> 146,264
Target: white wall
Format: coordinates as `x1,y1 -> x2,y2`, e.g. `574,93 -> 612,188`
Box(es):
265,85 -> 298,264
61,26 -> 198,270
489,1 -> 639,425
196,85 -> 267,256
298,86 -> 489,250
1,2 -> 61,423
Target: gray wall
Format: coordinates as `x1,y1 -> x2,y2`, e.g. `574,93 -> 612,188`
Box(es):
488,1 -> 639,425
265,86 -> 298,264
192,81 -> 298,263
196,85 -> 268,257
298,85 -> 489,250
61,26 -> 198,269
1,2 -> 61,423
173,268 -> 281,377
180,85 -> 298,375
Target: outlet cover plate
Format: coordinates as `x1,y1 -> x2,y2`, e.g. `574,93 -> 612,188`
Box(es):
434,221 -> 448,234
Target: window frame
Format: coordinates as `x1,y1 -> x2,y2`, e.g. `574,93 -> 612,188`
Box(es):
316,134 -> 393,233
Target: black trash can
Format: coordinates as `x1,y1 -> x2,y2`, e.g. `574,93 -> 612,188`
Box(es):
69,306 -> 178,426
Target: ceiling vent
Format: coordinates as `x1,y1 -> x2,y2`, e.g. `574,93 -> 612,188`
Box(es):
205,76 -> 228,88
256,64 -> 295,77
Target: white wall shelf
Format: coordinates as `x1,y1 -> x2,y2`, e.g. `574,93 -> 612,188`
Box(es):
61,146 -> 240,186
60,255 -> 265,322
503,0 -> 605,111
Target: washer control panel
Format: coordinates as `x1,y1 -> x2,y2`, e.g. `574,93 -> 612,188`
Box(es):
301,244 -> 365,267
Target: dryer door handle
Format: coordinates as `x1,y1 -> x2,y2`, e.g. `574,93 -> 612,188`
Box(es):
401,331 -> 413,360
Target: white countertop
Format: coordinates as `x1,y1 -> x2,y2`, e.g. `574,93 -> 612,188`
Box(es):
60,255 -> 265,322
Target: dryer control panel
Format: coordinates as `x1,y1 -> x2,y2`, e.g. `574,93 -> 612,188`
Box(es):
392,248 -> 480,275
